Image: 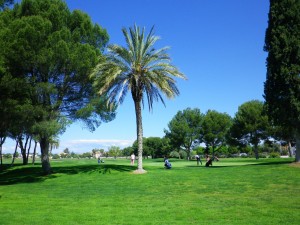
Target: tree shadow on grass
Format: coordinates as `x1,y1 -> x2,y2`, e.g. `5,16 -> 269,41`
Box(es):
0,164 -> 50,185
53,164 -> 136,175
0,163 -> 136,186
185,159 -> 294,169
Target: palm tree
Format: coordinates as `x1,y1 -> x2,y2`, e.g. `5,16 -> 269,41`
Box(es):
91,25 -> 187,173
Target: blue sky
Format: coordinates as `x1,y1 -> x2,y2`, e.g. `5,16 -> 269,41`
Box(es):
4,0 -> 270,154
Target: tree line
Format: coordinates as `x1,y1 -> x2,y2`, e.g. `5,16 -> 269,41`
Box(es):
51,101 -> 294,160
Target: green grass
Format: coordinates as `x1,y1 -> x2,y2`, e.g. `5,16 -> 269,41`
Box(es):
0,158 -> 299,225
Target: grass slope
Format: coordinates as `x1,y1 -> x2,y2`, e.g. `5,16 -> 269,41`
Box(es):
0,158 -> 299,225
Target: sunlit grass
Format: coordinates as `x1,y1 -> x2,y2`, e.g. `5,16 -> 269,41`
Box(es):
0,158 -> 299,225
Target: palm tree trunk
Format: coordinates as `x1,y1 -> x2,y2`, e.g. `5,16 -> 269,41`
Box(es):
134,100 -> 146,173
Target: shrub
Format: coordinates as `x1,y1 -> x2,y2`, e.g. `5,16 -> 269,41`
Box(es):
3,153 -> 12,159
179,150 -> 187,159
52,154 -> 60,159
281,149 -> 288,155
269,152 -> 280,158
169,151 -> 179,158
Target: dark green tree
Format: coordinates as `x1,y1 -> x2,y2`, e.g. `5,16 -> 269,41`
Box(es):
230,100 -> 270,159
91,25 -> 186,173
132,137 -> 169,158
164,108 -> 203,160
201,110 -> 232,157
264,0 -> 300,162
0,0 -> 114,174
122,146 -> 133,158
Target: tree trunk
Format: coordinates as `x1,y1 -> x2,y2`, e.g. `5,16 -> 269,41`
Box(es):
26,136 -> 32,163
288,141 -> 292,157
295,132 -> 300,163
32,140 -> 37,165
254,144 -> 259,160
18,137 -> 28,165
0,137 -> 5,166
40,137 -> 52,175
11,140 -> 18,166
134,100 -> 146,173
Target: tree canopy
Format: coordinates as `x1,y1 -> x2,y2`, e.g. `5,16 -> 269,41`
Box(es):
264,0 -> 300,162
201,110 -> 232,156
230,100 -> 269,159
0,0 -> 115,173
164,108 -> 203,159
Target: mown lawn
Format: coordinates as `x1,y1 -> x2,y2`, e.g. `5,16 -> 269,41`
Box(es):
0,158 -> 299,225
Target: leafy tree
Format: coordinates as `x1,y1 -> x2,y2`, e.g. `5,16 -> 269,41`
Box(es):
70,151 -> 78,158
122,146 -> 133,157
108,146 -> 121,159
164,108 -> 203,160
0,0 -> 114,174
201,110 -> 232,157
80,152 -> 92,159
91,24 -> 186,173
52,154 -> 60,159
132,137 -> 169,158
264,0 -> 300,162
230,100 -> 270,159
63,148 -> 70,155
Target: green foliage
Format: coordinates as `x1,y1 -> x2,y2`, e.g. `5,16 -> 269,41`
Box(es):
264,0 -> 300,161
169,150 -> 180,158
193,146 -> 205,155
165,107 -> 203,159
122,146 -> 133,157
79,152 -> 92,158
230,100 -> 270,158
264,0 -> 300,131
51,154 -> 60,159
269,152 -> 280,158
2,153 -> 12,159
107,146 -> 121,158
0,0 -> 114,173
202,110 -> 232,154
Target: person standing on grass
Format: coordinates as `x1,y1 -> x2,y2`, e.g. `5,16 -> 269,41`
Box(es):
130,153 -> 135,165
195,154 -> 202,166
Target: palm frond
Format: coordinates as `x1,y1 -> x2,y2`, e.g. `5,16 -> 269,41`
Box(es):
91,24 -> 186,112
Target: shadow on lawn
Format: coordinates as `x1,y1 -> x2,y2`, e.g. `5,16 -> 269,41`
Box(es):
185,159 -> 294,168
0,164 -> 135,186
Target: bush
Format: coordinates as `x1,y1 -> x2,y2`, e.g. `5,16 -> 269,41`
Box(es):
3,153 -> 12,159
258,153 -> 268,158
52,154 -> 60,159
281,149 -> 288,155
179,150 -> 187,159
269,152 -> 280,158
169,151 -> 179,158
